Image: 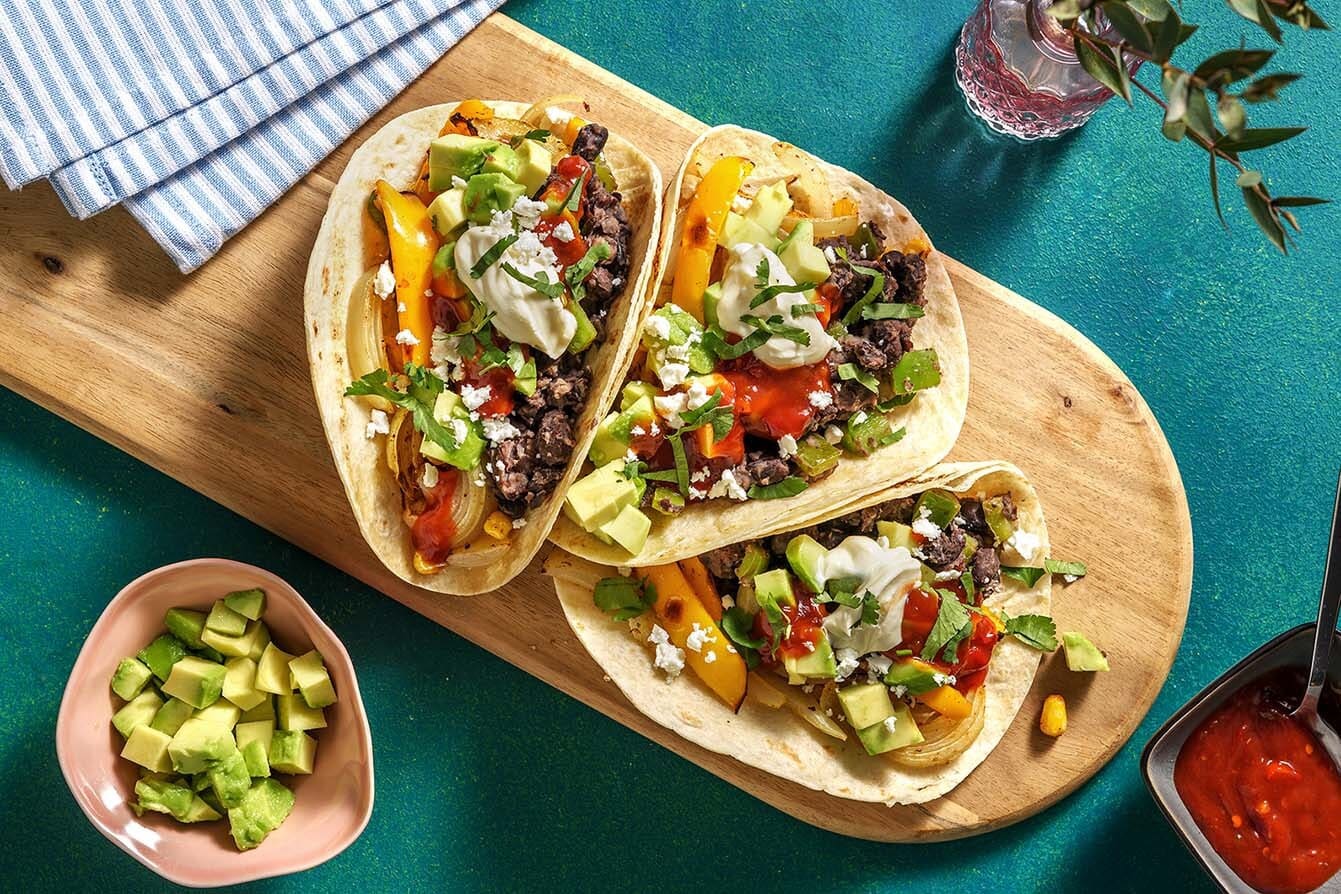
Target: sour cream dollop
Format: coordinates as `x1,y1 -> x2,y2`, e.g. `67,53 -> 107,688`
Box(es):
816,536 -> 922,655
716,243 -> 836,369
454,217 -> 575,359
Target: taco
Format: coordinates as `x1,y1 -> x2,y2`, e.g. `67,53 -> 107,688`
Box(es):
546,462 -> 1056,804
305,99 -> 661,594
548,125 -> 968,566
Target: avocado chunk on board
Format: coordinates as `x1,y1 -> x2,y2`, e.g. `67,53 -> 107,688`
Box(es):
121,724 -> 174,773
269,730 -> 317,775
223,588 -> 266,621
161,656 -> 226,709
1062,632 -> 1110,671
113,690 -> 165,739
163,608 -> 207,649
110,657 -> 153,701
288,651 -> 338,709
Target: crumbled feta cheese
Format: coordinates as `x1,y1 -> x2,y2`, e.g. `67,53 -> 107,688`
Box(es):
684,379 -> 712,410
431,326 -> 462,365
731,194 -> 752,214
459,383 -> 491,412
866,654 -> 893,677
883,715 -> 899,733
891,684 -> 909,699
704,651 -> 717,664
777,434 -> 798,458
451,175 -> 469,190
932,672 -> 957,687
802,640 -> 816,652
687,486 -> 708,501
721,595 -> 735,609
808,390 -> 833,409
512,517 -> 527,529
450,418 -> 470,447
824,424 -> 844,444
552,220 -> 575,243
630,425 -> 646,437
935,569 -> 963,581
851,411 -> 868,426
1064,573 -> 1079,584
488,209 -> 514,231
690,467 -> 712,484
654,393 -> 689,429
648,624 -> 685,679
424,289 -> 433,298
373,261 -> 396,299
481,416 -> 521,444
911,507 -> 941,540
644,314 -> 672,342
365,409 -> 389,439
707,468 -> 748,501
685,622 -> 716,653
395,328 -> 420,346
625,449 -> 639,463
421,464 -> 440,489
511,196 -> 547,227
834,648 -> 860,682
1007,529 -> 1042,561
823,246 -> 838,264
657,361 -> 690,390
397,301 -> 407,312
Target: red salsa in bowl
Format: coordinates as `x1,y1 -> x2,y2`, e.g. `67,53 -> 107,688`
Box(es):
1173,669 -> 1341,894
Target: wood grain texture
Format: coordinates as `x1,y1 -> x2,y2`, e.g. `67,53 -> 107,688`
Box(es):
0,14 -> 1191,841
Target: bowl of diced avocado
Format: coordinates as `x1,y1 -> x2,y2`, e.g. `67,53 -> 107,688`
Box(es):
57,559 -> 374,888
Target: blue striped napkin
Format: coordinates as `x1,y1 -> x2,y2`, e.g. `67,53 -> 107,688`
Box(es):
0,0 -> 503,271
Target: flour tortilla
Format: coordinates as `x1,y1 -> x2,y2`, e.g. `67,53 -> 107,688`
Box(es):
546,461 -> 1048,805
548,124 -> 968,567
305,101 -> 662,595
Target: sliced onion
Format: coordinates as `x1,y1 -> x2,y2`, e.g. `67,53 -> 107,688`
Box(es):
472,115 -> 569,161
781,211 -> 860,240
782,683 -> 847,741
520,94 -> 583,127
746,670 -> 787,710
346,269 -> 389,411
887,687 -> 987,768
772,142 -> 832,217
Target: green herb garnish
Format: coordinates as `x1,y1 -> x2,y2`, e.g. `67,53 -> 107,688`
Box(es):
470,234 -> 517,278
346,365 -> 462,454
702,325 -> 771,360
921,590 -> 971,663
1001,566 -> 1048,587
839,260 -> 886,326
741,313 -> 811,346
501,262 -> 564,299
837,362 -> 879,394
862,302 -> 925,321
510,129 -> 551,147
746,477 -> 808,500
748,281 -> 817,309
1001,612 -> 1059,652
1044,558 -> 1088,579
790,303 -> 823,318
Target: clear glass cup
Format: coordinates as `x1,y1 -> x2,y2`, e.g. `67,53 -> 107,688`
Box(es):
955,0 -> 1126,140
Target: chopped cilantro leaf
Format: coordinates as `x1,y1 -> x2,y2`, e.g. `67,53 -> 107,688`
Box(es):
1001,566 -> 1048,587
470,234 -> 517,279
1044,558 -> 1088,578
501,262 -> 564,299
1001,612 -> 1059,652
862,302 -> 925,321
746,477 -> 808,500
920,589 -> 971,663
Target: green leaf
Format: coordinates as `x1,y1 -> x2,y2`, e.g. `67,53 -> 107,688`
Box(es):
838,261 -> 887,327
501,262 -> 564,299
749,281 -> 817,310
861,302 -> 925,321
1242,186 -> 1287,253
1001,565 -> 1048,587
747,477 -> 808,500
1125,0 -> 1173,21
1270,3 -> 1327,30
1075,36 -> 1131,103
1002,612 -> 1060,651
1184,87 -> 1218,142
1209,155 -> 1227,229
1044,558 -> 1089,578
593,576 -> 656,621
837,362 -> 880,394
1103,2 -> 1154,54
1240,72 -> 1302,103
1254,0 -> 1283,41
470,234 -> 517,278
1236,169 -> 1262,188
1216,94 -> 1246,139
561,169 -> 588,214
1151,8 -> 1185,61
346,365 -> 466,459
1271,195 -> 1330,207
860,592 -> 881,627
1193,49 -> 1274,86
1217,126 -> 1307,152
741,313 -> 811,346
921,591 -> 972,664
721,607 -> 766,650
564,241 -> 612,290
790,303 -> 823,318
702,325 -> 770,361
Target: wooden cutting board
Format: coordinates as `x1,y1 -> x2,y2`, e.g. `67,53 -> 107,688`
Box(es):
0,14 -> 1191,841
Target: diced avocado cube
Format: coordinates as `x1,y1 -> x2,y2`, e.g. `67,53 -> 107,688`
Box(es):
588,412 -> 631,468
193,700 -> 241,730
783,632 -> 837,681
480,143 -> 520,181
876,520 -> 917,552
288,651 -> 338,709
247,621 -> 271,662
883,658 -> 941,695
620,380 -> 657,411
855,701 -> 924,755
463,172 -> 526,225
235,719 -> 275,754
753,568 -> 797,610
167,718 -> 237,775
567,294 -> 597,354
514,138 -> 552,194
201,618 -> 263,659
163,608 -> 208,649
983,495 -> 1015,544
784,534 -> 828,595
137,634 -> 187,682
427,188 -> 468,236
419,390 -> 486,470
268,729 -> 317,776
222,657 -> 267,711
703,281 -> 723,326
191,772 -> 212,792
1062,632 -> 1110,672
240,695 -> 276,724
120,724 -> 173,773
744,180 -> 794,234
111,657 -> 153,701
161,656 -> 226,709
113,690 -> 165,739
198,788 -> 223,815
150,698 -> 195,736
913,489 -> 961,530
276,693 -> 326,732
227,779 -> 295,851
207,749 -> 252,809
206,599 -> 248,636
778,231 -> 830,285
223,588 -> 266,621
193,646 -> 226,663
133,775 -> 193,819
241,740 -> 271,779
255,643 -> 296,695
837,682 -> 895,730
563,461 -> 638,532
427,133 -> 498,192
179,795 -> 222,823
596,504 -> 651,556
735,543 -> 770,580
717,211 -> 778,251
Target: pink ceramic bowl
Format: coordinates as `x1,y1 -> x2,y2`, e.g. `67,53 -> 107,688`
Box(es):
56,559 -> 374,887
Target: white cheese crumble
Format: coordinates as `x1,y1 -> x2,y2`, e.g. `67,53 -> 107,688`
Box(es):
891,684 -> 909,699
685,622 -> 716,653
512,517 -> 527,529
824,424 -> 844,444
1064,573 -> 1079,584
648,624 -> 685,679
684,379 -> 713,410
365,409 -> 389,439
808,390 -> 834,409
911,507 -> 941,540
704,651 -> 717,664
883,715 -> 899,733
644,314 -> 672,342
450,418 -> 470,448
451,175 -> 469,190
866,654 -> 893,677
654,393 -> 689,429
373,261 -> 396,299
511,196 -> 548,228
657,361 -> 690,390
932,672 -> 958,687
721,595 -> 735,609
708,468 -> 749,501
852,410 -> 868,426
395,328 -> 420,346
1007,529 -> 1042,561
459,383 -> 491,412
777,434 -> 798,458
834,648 -> 860,682
421,463 -> 440,489
552,220 -> 576,243
481,416 -> 521,444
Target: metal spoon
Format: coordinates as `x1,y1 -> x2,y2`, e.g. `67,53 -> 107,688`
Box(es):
1291,469 -> 1341,767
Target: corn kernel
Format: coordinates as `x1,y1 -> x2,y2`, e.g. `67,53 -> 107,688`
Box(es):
483,511 -> 512,541
1040,694 -> 1068,737
904,235 -> 932,255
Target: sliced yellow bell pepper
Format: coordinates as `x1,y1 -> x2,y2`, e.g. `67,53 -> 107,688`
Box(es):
677,556 -> 723,622
638,563 -> 747,711
562,115 -> 587,146
919,684 -> 974,720
374,180 -> 438,368
670,156 -> 753,322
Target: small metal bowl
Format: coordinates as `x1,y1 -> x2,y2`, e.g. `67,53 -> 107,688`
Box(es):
1142,623 -> 1341,893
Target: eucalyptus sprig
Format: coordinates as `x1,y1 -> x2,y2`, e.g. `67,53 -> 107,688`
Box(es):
1044,0 -> 1329,253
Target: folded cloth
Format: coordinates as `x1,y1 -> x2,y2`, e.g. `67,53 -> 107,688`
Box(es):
0,0 -> 503,272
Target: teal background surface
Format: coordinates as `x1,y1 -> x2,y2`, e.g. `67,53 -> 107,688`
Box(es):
3,3 -> 1339,892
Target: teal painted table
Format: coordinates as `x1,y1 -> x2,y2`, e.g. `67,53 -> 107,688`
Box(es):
3,3 -> 1339,891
